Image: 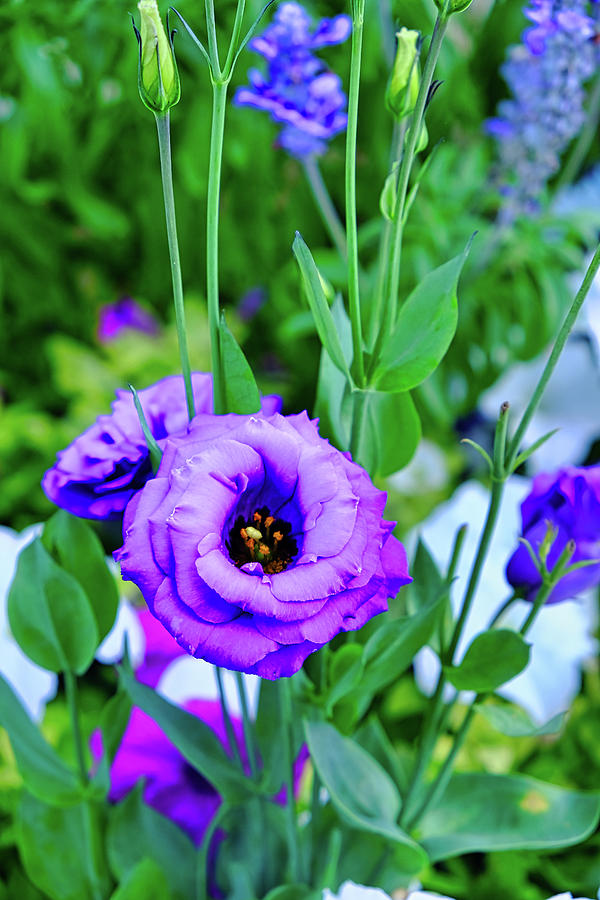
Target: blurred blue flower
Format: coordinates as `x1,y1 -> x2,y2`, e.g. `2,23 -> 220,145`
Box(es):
98,297 -> 160,343
234,2 -> 351,158
487,0 -> 598,220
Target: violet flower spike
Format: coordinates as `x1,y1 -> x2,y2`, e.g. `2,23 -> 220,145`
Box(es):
486,0 -> 598,220
115,412 -> 411,679
233,2 -> 351,159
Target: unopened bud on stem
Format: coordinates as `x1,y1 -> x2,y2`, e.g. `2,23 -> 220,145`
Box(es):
134,0 -> 180,114
386,28 -> 420,121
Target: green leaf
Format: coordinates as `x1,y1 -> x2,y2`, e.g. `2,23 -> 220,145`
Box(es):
418,772 -> 600,861
7,538 -> 98,674
262,887 -> 319,900
17,792 -> 111,900
304,721 -> 427,875
106,785 -> 195,900
42,510 -> 119,645
359,390 -> 421,477
374,243 -> 471,393
326,580 -> 447,712
314,294 -> 353,450
512,428 -> 559,471
129,384 -> 163,474
379,169 -> 397,222
118,663 -> 253,802
109,858 -> 172,900
220,312 -> 261,414
410,538 -> 445,611
292,232 -> 351,379
0,673 -> 81,807
444,629 -> 530,693
475,703 -> 566,737
92,689 -> 133,796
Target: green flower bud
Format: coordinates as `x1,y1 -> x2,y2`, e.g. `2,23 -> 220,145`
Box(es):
433,0 -> 474,13
386,28 -> 420,121
134,0 -> 180,114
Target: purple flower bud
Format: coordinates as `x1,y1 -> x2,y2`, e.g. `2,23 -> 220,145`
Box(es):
506,465 -> 600,602
42,374 -> 282,522
97,297 -> 160,343
233,2 -> 351,159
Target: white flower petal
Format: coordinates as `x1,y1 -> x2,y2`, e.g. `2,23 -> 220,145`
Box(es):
157,655 -> 260,718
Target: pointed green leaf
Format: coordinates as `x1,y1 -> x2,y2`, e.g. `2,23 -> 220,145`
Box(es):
0,674 -> 81,807
512,428 -> 559,471
359,390 -> 421,477
475,703 -> 566,737
374,242 -> 471,392
118,663 -> 253,802
107,785 -> 195,900
419,773 -> 600,861
292,233 -> 351,379
314,294 -> 353,449
42,510 -> 119,645
220,313 -> 261,414
444,629 -> 530,693
8,538 -> 98,675
304,721 -> 427,875
109,858 -> 172,900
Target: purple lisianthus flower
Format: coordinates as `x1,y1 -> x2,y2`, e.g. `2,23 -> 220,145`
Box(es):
233,2 -> 351,159
115,412 -> 410,679
42,374 -> 282,522
506,465 -> 600,603
97,297 -> 160,343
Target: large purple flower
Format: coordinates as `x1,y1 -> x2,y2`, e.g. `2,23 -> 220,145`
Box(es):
42,374 -> 281,521
233,2 -> 351,159
506,465 -> 600,603
115,412 -> 410,679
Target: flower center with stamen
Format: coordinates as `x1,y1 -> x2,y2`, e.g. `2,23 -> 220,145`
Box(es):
227,505 -> 298,574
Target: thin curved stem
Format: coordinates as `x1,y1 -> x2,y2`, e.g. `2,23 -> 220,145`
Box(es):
302,157 -> 347,260
155,113 -> 195,420
206,80 -> 228,413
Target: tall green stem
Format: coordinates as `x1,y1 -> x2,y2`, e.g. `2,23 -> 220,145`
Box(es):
155,113 -> 196,420
345,0 -> 366,387
506,241 -> 600,471
349,387 -> 368,462
371,13 -> 448,373
235,672 -> 258,778
280,678 -> 300,881
206,79 -> 228,414
64,669 -> 87,785
303,157 -> 347,260
216,667 -> 242,768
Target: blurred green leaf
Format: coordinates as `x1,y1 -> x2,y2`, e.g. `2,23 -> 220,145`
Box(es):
419,773 -> 600,861
42,510 -> 119,645
475,703 -> 566,737
7,538 -> 98,675
108,858 -> 172,900
444,629 -> 531,693
0,673 -> 81,807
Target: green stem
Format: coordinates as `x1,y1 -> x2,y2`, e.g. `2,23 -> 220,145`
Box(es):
196,803 -> 229,900
506,241 -> 600,471
64,669 -> 87,785
216,667 -> 242,768
206,79 -> 229,414
280,678 -> 300,881
345,0 -> 366,387
235,672 -> 258,778
155,113 -> 196,420
371,12 -> 448,372
204,0 -> 221,78
223,0 -> 247,76
302,156 -> 347,260
555,71 -> 600,193
349,388 -> 368,461
488,592 -> 519,628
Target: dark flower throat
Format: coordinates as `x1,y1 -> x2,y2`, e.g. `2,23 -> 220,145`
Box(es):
227,505 -> 298,574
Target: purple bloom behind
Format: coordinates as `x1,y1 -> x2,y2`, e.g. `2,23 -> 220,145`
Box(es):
42,373 -> 283,521
98,297 -> 160,343
115,412 -> 411,679
506,465 -> 600,602
233,2 -> 351,159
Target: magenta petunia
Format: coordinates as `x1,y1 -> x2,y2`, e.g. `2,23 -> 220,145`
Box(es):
506,465 -> 600,603
115,412 -> 411,679
42,374 -> 282,522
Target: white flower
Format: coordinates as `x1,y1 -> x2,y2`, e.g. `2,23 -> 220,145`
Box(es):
0,525 -> 57,721
480,338 -> 600,473
547,894 -> 596,900
322,884 -> 455,900
412,479 -> 597,724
